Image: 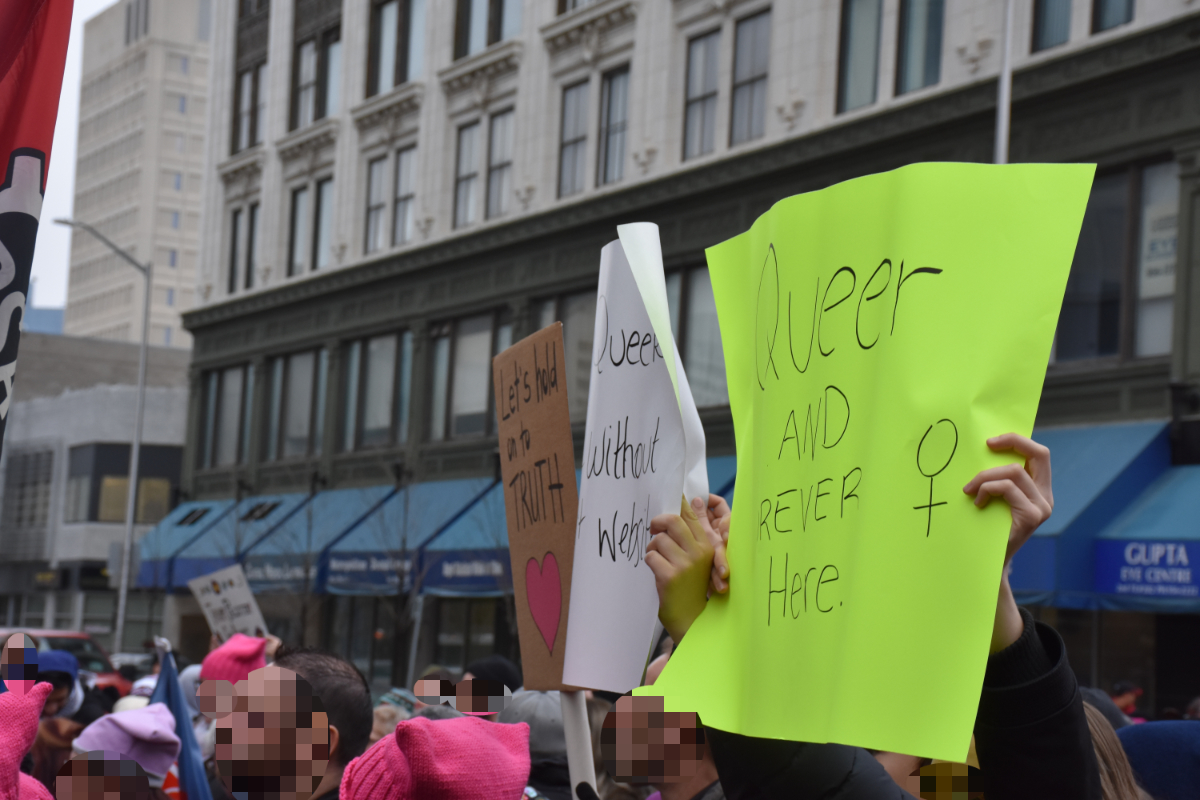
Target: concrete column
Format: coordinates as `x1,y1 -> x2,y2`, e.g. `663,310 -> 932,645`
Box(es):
73,591 -> 85,631
43,592 -> 55,629
161,592 -> 182,650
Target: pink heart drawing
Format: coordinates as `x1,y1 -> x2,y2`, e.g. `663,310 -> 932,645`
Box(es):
525,552 -> 562,654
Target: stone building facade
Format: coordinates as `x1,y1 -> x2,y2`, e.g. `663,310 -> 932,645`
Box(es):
64,0 -> 212,348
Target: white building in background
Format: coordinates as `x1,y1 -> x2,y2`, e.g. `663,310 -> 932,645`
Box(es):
0,334 -> 189,651
64,0 -> 212,349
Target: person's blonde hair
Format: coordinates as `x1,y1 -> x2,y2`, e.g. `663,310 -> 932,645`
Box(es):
1083,701 -> 1150,800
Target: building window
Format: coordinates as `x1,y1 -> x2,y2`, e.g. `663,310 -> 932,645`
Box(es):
486,110 -> 514,219
239,0 -> 266,16
536,291 -> 597,422
164,327 -> 172,346
288,180 -> 333,276
170,211 -> 180,229
246,203 -> 259,289
1136,162 -> 1179,357
64,444 -> 181,525
454,122 -> 480,228
228,208 -> 242,294
434,598 -> 498,674
125,0 -> 150,46
394,146 -> 416,245
178,95 -> 187,114
895,0 -> 943,95
234,62 -> 268,153
341,331 -> 414,451
1033,0 -> 1071,51
838,0 -> 882,113
200,365 -> 255,468
1093,0 -> 1133,33
369,0 -> 427,96
315,178 -> 334,271
165,288 -> 174,306
1055,161 -> 1179,362
557,0 -> 594,12
172,172 -> 182,191
293,31 -> 341,130
265,349 -> 328,460
731,11 -> 770,146
1,450 -> 53,532
428,312 -> 512,440
168,249 -> 177,268
454,0 -> 520,60
365,157 -> 387,254
684,31 -> 719,160
658,267 -> 728,407
597,67 -> 628,186
559,82 -> 588,197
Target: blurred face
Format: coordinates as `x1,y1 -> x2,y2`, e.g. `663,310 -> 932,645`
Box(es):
203,666 -> 330,800
1,633 -> 38,695
56,750 -> 156,800
601,695 -> 705,784
43,684 -> 71,718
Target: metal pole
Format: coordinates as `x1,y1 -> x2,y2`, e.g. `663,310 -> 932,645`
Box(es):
995,0 -> 1015,165
55,219 -> 150,654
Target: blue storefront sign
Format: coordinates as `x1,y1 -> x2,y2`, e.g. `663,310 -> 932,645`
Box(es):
1095,540 -> 1197,598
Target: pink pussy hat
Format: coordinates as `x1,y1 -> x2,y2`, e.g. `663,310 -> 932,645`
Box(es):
342,716 -> 530,800
0,681 -> 55,800
73,703 -> 181,783
200,632 -> 267,683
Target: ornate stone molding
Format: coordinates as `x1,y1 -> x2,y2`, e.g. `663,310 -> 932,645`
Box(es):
218,149 -> 264,189
541,0 -> 637,58
438,39 -> 522,108
184,14 -> 1200,336
672,0 -> 754,28
276,117 -> 339,167
351,83 -> 425,135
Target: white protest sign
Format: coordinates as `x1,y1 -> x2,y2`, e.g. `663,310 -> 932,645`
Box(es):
186,564 -> 269,642
562,223 -> 708,693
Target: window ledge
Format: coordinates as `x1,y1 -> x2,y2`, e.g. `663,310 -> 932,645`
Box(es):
438,39 -> 523,100
352,82 -> 425,133
541,0 -> 637,57
276,117 -> 340,165
217,147 -> 265,187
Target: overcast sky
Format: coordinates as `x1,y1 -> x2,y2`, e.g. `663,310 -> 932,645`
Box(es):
30,0 -> 120,310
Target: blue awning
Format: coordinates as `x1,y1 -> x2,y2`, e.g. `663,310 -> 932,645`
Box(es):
317,478 -> 495,595
1008,420 -> 1170,608
1092,466 -> 1200,613
242,486 -> 395,592
166,494 -> 309,590
417,481 -> 510,597
136,500 -> 235,589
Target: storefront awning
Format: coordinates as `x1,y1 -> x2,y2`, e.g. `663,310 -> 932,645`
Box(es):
136,500 -> 235,589
317,478 -> 496,596
416,480 -> 510,598
1009,420 -> 1170,608
1092,465 -> 1200,613
165,494 -> 309,590
241,486 -> 395,592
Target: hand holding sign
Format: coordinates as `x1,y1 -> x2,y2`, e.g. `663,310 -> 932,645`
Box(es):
637,162 -> 1094,762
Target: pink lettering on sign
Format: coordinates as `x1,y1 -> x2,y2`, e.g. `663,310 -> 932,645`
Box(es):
526,552 -> 562,654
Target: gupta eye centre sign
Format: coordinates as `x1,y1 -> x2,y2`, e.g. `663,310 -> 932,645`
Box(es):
1095,540 -> 1196,598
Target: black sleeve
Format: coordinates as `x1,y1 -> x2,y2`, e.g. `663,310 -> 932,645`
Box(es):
974,608 -> 1101,800
706,729 -> 916,800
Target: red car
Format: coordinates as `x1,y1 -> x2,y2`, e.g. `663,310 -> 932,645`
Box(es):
0,628 -> 132,697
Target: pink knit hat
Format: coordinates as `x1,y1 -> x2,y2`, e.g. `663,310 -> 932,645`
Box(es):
200,633 -> 267,683
0,681 -> 55,800
342,716 -> 530,800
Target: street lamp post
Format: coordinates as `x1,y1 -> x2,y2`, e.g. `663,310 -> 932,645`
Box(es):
55,218 -> 151,654
995,0 -> 1015,165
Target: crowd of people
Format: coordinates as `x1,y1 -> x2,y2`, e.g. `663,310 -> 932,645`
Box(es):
0,433 -> 1197,800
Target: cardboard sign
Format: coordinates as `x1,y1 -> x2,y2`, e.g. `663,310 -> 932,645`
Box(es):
637,163 -> 1094,762
562,224 -> 708,693
187,564 -> 269,642
493,323 -> 580,691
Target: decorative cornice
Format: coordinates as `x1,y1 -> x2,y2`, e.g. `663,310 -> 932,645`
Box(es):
541,0 -> 637,57
352,83 -> 425,132
275,117 -> 339,164
438,39 -> 522,99
217,148 -> 264,186
184,13 -> 1200,333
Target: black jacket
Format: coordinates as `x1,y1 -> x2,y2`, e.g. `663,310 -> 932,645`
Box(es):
706,609 -> 1100,800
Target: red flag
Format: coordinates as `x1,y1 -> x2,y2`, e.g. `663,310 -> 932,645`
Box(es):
0,0 -> 74,456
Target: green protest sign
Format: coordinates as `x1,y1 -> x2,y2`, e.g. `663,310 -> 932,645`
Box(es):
636,163 -> 1094,761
